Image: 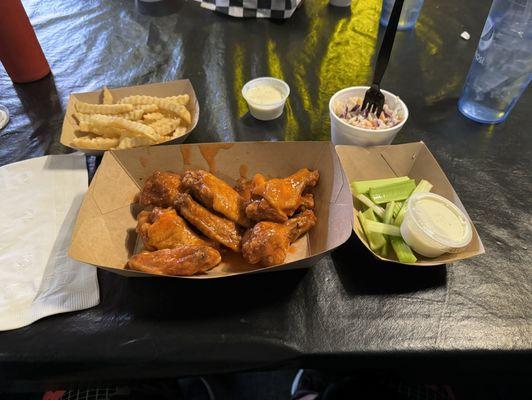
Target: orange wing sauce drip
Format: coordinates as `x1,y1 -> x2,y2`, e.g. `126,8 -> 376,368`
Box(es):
198,143 -> 233,173
180,146 -> 191,165
239,164 -> 248,179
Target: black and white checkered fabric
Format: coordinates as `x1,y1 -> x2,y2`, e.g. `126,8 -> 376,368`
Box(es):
195,0 -> 302,19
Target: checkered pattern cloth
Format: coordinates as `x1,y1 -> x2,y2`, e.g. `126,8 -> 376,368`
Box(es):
195,0 -> 302,19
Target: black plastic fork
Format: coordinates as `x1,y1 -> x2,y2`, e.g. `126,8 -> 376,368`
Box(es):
362,0 -> 405,117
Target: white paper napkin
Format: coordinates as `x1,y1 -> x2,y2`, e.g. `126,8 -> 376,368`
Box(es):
0,154 -> 99,331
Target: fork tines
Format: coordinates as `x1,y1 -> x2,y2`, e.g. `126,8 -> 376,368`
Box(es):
361,84 -> 385,117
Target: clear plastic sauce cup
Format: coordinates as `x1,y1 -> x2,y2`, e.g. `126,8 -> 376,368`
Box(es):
400,193 -> 473,257
242,77 -> 290,121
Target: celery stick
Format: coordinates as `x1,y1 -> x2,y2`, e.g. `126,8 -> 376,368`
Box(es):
364,219 -> 402,236
379,241 -> 389,258
394,179 -> 434,225
355,194 -> 385,219
390,237 -> 417,263
393,201 -> 402,218
377,203 -> 396,259
350,176 -> 410,195
383,201 -> 395,224
358,209 -> 386,251
368,179 -> 416,204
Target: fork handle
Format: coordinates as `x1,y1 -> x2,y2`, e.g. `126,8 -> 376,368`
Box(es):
372,0 -> 405,86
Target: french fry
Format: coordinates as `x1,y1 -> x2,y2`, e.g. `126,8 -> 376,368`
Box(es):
102,86 -> 113,104
120,109 -> 145,120
76,111 -> 143,123
133,104 -> 158,113
72,135 -> 119,149
79,120 -> 126,138
163,95 -> 190,105
89,114 -> 159,141
118,94 -> 189,106
73,112 -> 91,124
149,118 -> 182,136
159,126 -> 187,142
116,136 -> 157,149
156,100 -> 191,125
75,101 -> 133,114
118,95 -> 160,105
143,112 -> 164,122
118,96 -> 191,124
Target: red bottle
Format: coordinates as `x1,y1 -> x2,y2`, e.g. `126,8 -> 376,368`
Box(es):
0,0 -> 50,83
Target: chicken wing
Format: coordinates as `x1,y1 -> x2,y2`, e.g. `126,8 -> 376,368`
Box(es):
244,199 -> 287,223
234,177 -> 253,203
241,210 -> 317,266
136,207 -> 213,251
174,193 -> 242,252
181,170 -> 250,227
299,193 -> 315,211
136,210 -> 155,250
138,171 -> 182,208
128,245 -> 221,276
245,192 -> 315,223
245,169 -> 319,223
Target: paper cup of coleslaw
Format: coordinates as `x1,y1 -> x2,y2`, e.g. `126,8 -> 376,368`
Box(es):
329,86 -> 408,146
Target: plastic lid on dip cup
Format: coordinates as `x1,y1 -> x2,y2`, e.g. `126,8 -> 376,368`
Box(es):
242,77 -> 290,121
0,105 -> 9,131
400,192 -> 473,258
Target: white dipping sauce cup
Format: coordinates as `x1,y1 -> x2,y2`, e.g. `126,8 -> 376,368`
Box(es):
400,193 -> 473,258
242,77 -> 290,121
329,86 -> 408,146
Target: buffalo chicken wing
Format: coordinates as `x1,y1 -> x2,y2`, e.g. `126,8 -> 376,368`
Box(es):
245,168 -> 319,222
136,207 -> 213,251
174,193 -> 242,252
241,210 -> 317,266
182,170 -> 250,227
128,245 -> 221,276
138,171 -> 182,208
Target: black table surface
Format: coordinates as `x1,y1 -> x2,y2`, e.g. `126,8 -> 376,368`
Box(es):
0,0 -> 530,388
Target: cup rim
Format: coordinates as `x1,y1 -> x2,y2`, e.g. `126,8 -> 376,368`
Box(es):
329,86 -> 409,135
242,77 -> 290,108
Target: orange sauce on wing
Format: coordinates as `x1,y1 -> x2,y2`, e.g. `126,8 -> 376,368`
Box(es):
198,143 -> 233,173
287,245 -> 297,254
180,146 -> 191,165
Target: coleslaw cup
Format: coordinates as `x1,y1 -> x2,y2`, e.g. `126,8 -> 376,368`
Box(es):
329,86 -> 408,146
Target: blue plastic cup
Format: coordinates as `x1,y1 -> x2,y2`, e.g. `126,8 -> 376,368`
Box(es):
458,0 -> 532,124
380,0 -> 425,30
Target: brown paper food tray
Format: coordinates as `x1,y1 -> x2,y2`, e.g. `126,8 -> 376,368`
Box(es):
68,141 -> 354,278
60,80 -> 200,155
335,142 -> 485,266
